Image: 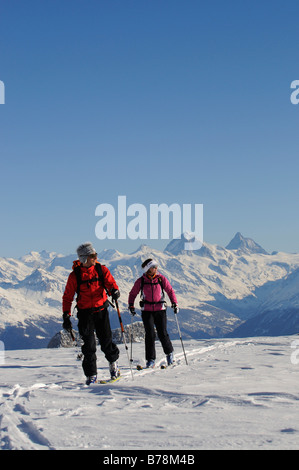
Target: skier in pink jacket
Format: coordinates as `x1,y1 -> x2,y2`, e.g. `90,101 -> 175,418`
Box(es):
128,258 -> 179,368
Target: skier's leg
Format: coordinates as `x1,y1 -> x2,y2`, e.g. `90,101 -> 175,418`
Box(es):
141,311 -> 156,361
77,310 -> 97,377
95,308 -> 119,363
154,310 -> 173,355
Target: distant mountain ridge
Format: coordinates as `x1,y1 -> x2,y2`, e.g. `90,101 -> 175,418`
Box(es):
0,233 -> 299,349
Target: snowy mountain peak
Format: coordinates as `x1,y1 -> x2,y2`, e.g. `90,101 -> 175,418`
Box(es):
164,232 -> 203,255
225,232 -> 268,255
17,268 -> 60,293
130,244 -> 160,256
19,250 -> 59,268
98,248 -> 122,260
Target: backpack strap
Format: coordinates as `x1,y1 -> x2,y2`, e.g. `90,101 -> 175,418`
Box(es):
95,262 -> 105,290
158,276 -> 164,296
140,276 -> 144,298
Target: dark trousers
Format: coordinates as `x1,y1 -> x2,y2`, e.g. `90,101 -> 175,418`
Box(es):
141,309 -> 173,361
77,307 -> 119,377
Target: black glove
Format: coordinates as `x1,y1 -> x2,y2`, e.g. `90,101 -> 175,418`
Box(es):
63,312 -> 72,332
128,305 -> 136,316
111,288 -> 120,301
171,303 -> 179,314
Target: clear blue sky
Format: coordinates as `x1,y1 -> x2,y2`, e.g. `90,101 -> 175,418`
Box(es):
1,0 -> 299,257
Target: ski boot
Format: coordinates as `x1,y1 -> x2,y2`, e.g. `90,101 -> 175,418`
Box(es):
146,359 -> 155,368
166,352 -> 174,365
109,361 -> 120,380
86,375 -> 97,385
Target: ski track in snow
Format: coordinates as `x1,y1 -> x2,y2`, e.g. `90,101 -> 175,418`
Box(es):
1,336 -> 299,450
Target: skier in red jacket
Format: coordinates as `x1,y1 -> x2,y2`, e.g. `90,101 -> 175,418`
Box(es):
62,242 -> 120,385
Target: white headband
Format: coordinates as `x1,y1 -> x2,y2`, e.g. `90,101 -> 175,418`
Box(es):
142,260 -> 158,273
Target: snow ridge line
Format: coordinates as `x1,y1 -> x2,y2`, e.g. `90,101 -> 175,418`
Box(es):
182,339 -> 255,359
115,339 -> 255,381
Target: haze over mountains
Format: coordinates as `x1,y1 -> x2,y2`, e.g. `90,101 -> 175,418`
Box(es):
0,233 -> 299,349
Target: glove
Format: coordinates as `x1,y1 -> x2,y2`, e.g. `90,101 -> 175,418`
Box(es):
63,312 -> 72,332
111,288 -> 120,301
171,303 -> 179,314
128,305 -> 136,316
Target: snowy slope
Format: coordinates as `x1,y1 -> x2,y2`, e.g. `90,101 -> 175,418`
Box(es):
1,336 -> 299,450
1,233 -> 299,349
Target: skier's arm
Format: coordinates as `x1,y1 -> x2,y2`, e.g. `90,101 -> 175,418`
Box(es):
101,265 -> 119,296
62,272 -> 77,315
128,277 -> 142,307
161,275 -> 178,305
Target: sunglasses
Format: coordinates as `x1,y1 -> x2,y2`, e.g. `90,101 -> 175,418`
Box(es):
88,253 -> 98,259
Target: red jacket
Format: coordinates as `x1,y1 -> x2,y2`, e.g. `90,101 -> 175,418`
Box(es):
62,261 -> 118,314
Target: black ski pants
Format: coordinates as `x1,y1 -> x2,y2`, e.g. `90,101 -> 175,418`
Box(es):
141,309 -> 173,361
77,307 -> 119,377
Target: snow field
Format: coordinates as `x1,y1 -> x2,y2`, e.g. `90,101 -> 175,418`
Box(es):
0,336 -> 299,450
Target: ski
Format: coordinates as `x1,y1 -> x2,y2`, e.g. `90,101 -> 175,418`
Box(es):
136,364 -> 155,370
99,376 -> 121,384
136,363 -> 168,370
161,362 -> 176,369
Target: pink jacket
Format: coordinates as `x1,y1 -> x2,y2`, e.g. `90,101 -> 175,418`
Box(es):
128,272 -> 177,312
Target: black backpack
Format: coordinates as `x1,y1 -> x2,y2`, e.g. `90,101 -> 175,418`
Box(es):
74,263 -> 107,301
139,275 -> 166,308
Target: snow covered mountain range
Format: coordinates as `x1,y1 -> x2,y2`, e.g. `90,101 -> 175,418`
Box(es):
0,233 -> 299,349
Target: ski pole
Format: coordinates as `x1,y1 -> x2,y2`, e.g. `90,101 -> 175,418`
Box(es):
70,329 -> 75,342
115,299 -> 134,380
174,313 -> 188,365
130,314 -> 133,364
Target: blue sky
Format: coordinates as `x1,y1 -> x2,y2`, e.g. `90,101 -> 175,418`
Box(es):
1,0 -> 299,257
